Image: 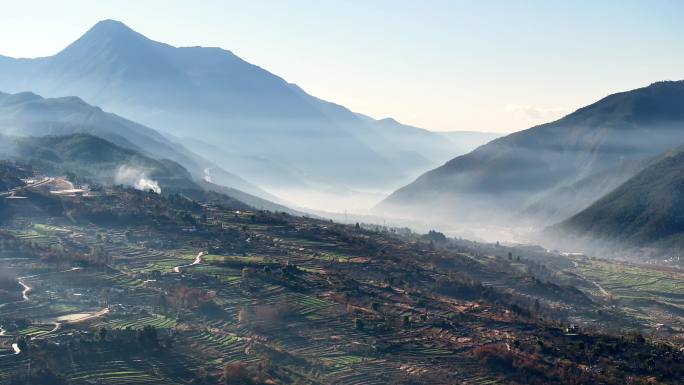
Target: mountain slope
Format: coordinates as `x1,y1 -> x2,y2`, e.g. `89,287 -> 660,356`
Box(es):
0,90 -> 196,166
0,133 -> 305,215
378,81 -> 684,224
0,90 -> 275,201
558,143 -> 684,249
0,19 -> 460,194
0,133 -> 199,192
439,130 -> 502,155
521,158 -> 647,226
355,115 -> 474,166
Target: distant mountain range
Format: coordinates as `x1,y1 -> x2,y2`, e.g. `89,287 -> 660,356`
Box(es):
0,19 -> 478,197
0,132 -> 303,214
378,81 -> 684,227
0,90 -> 277,201
4,19 -> 684,255
0,133 -> 199,191
438,130 -> 502,155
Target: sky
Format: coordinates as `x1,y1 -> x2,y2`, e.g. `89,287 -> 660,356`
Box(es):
1,0 -> 683,133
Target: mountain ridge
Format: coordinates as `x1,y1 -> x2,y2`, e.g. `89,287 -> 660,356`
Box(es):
378,80 -> 684,227
0,19 -> 467,201
0,89 -> 280,202
556,141 -> 684,252
0,132 -> 306,215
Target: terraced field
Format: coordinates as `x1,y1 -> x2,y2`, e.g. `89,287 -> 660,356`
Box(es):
15,323 -> 55,337
63,350 -> 194,385
1,189 -> 681,384
573,259 -> 684,330
98,314 -> 177,331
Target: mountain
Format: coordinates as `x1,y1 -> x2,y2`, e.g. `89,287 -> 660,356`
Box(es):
557,143 -> 684,251
439,130 -> 503,155
378,81 -> 684,225
0,133 -> 306,214
0,90 -> 196,166
0,19 -> 460,196
178,136 -> 311,189
0,90 -> 275,201
0,133 -> 199,191
354,116 -> 489,166
520,158 -> 646,226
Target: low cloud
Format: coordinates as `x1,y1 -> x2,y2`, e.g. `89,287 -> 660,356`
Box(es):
115,165 -> 161,194
504,104 -> 567,120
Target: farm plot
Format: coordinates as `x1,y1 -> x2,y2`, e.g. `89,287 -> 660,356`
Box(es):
0,354 -> 28,383
65,350 -> 193,385
9,231 -> 60,248
33,223 -> 71,235
181,329 -> 251,365
15,323 -> 55,337
98,313 -> 177,331
577,260 -> 684,304
574,260 -> 684,328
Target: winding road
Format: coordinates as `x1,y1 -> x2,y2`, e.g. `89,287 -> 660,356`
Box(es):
592,280 -> 610,298
0,265 -> 110,357
565,257 -> 611,299
17,280 -> 31,301
172,251 -> 205,273
0,326 -> 21,357
15,267 -> 82,303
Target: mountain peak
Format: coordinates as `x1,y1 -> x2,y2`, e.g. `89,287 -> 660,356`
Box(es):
66,19 -> 148,51
379,117 -> 400,125
0,91 -> 43,106
52,18 -> 170,76
88,19 -> 136,36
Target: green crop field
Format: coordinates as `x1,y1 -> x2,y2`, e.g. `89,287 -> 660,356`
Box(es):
10,324 -> 56,337
573,259 -> 684,328
577,260 -> 684,300
99,314 -> 177,331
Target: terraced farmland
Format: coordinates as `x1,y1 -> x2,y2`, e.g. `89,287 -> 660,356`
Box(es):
572,259 -> 684,331
98,314 -> 177,331
0,185 -> 681,384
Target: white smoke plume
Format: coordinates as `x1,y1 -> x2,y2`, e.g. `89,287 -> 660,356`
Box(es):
115,165 -> 161,194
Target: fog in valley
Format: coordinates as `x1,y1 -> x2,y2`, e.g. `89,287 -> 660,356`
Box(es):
1,5 -> 683,385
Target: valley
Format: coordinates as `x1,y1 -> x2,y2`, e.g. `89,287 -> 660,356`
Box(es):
0,170 -> 681,384
1,8 -> 684,384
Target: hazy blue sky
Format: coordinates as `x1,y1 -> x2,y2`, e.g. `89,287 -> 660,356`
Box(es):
1,0 -> 683,133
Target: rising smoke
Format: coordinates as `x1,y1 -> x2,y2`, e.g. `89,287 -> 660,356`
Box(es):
115,165 -> 161,194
